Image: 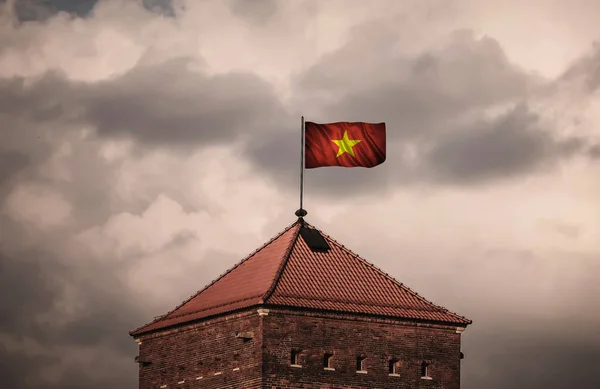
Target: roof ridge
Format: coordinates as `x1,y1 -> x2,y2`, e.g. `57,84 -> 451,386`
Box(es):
308,223 -> 471,325
129,220 -> 301,336
260,220 -> 302,304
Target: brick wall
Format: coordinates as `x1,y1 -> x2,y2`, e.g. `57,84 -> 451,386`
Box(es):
133,307 -> 464,389
262,308 -> 463,389
135,309 -> 263,389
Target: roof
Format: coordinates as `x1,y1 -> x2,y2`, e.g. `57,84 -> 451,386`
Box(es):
130,219 -> 471,337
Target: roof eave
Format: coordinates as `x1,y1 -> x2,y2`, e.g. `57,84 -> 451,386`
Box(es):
130,304 -> 265,338
259,303 -> 472,328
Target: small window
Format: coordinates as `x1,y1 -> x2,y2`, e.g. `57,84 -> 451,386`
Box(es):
300,226 -> 330,252
356,356 -> 367,372
290,350 -> 301,365
323,353 -> 333,369
421,361 -> 430,378
388,359 -> 399,375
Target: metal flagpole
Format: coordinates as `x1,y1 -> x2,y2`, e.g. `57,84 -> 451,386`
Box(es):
295,116 -> 307,219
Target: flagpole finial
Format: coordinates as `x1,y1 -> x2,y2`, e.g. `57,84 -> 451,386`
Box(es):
295,208 -> 307,218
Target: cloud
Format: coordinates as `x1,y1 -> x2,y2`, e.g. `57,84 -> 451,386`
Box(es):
1,15 -> 595,201
0,58 -> 291,149
80,58 -> 290,147
295,29 -> 534,122
424,104 -> 587,184
229,0 -> 277,24
141,0 -> 176,17
464,328 -> 600,389
7,0 -> 176,22
0,150 -> 28,186
559,42 -> 600,93
0,237 -> 142,388
0,1 -> 599,388
247,29 -> 598,196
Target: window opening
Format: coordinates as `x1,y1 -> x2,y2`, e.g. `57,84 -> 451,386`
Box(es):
356,356 -> 367,371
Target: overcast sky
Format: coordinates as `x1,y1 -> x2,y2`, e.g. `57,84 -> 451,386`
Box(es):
1,0 -> 599,388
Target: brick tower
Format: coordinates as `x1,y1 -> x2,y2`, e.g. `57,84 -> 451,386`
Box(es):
130,218 -> 471,389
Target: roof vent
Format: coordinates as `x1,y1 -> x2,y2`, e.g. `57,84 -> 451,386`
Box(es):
300,226 -> 330,252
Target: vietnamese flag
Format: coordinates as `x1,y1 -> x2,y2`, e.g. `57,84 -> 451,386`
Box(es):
304,122 -> 386,168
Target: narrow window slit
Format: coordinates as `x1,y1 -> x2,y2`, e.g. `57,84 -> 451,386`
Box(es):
421,360 -> 431,379
388,359 -> 400,375
290,349 -> 301,366
356,355 -> 367,372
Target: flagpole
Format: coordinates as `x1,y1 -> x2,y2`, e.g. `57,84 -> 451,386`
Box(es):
295,116 -> 307,219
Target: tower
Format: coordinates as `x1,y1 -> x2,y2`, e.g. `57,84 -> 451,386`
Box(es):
130,219 -> 471,389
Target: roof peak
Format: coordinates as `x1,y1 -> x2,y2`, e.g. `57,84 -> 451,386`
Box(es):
130,219 -> 471,337
294,208 -> 308,219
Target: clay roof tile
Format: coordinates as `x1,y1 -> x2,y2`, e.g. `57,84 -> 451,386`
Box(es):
130,219 -> 471,337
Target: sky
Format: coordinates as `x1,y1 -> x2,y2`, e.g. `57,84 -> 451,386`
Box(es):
1,0 -> 599,388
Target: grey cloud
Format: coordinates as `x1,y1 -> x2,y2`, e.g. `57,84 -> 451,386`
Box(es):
5,26 -> 593,200
7,0 -> 176,22
0,214 -> 147,388
229,0 -> 278,24
12,0 -> 58,22
589,144 -> 600,158
0,211 -> 239,388
424,105 -> 586,184
0,151 -> 28,185
81,58 -> 289,147
246,29 -> 574,196
463,329 -> 600,389
0,250 -> 58,336
296,28 -> 537,141
0,58 -> 290,149
142,0 -> 175,17
246,28 -> 599,193
0,97 -> 244,387
1,6 -> 600,388
296,28 -> 535,130
0,72 -> 76,121
10,0 -> 98,21
0,72 -> 216,233
0,346 -> 60,389
559,42 -> 600,92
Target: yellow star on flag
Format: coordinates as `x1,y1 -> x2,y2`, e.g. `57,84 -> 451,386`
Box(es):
331,131 -> 362,158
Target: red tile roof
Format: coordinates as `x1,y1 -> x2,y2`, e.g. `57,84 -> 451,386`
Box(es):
130,219 -> 471,337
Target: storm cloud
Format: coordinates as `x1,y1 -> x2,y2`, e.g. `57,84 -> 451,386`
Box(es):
1,0 -> 599,388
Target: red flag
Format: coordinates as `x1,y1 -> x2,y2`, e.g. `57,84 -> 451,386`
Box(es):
304,122 -> 386,168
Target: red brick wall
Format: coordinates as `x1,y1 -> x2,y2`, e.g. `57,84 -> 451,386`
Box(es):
261,309 -> 463,389
133,307 -> 464,389
135,309 -> 263,389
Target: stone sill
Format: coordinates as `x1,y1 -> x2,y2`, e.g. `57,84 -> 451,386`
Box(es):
290,364 -> 302,368
389,373 -> 400,377
324,367 -> 335,371
356,370 -> 368,374
421,376 -> 433,380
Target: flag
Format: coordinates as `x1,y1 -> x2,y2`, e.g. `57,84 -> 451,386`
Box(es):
304,122 -> 386,168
